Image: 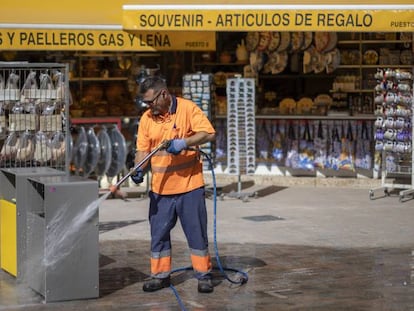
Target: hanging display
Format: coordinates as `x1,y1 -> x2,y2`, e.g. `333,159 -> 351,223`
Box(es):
370,68 -> 413,200
0,63 -> 69,173
226,77 -> 256,175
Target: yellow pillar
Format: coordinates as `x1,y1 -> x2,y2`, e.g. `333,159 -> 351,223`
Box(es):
0,199 -> 17,276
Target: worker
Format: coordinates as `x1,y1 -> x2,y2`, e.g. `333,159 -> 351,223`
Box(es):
131,76 -> 216,294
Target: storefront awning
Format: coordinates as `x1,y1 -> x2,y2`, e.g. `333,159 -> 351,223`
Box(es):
2,0 -> 413,31
0,29 -> 216,51
0,0 -> 216,51
1,0 -> 413,51
123,4 -> 414,32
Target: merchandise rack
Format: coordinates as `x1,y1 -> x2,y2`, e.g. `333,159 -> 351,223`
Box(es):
225,77 -> 257,201
369,68 -> 414,202
0,62 -> 70,174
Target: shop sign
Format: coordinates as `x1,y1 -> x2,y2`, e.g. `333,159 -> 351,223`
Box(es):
123,6 -> 414,32
0,29 -> 216,51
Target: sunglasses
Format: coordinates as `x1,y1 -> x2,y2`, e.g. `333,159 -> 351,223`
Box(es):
142,91 -> 162,105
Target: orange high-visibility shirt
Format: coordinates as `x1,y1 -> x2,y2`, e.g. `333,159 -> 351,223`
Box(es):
136,96 -> 215,195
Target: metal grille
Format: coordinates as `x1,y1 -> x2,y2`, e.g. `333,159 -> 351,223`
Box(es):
0,62 -> 70,173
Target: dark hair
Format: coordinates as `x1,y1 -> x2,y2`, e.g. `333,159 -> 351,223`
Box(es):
139,76 -> 167,94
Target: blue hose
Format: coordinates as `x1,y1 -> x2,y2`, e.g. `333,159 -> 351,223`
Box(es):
169,150 -> 248,310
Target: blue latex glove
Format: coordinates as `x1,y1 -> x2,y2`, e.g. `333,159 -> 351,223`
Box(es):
166,139 -> 187,155
130,167 -> 144,184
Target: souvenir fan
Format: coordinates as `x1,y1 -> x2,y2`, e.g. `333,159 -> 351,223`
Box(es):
324,32 -> 338,52
290,32 -> 304,53
263,51 -> 288,75
33,131 -> 53,164
314,32 -> 337,53
284,122 -> 300,169
95,126 -> 113,176
303,45 -> 317,74
257,32 -> 271,51
83,127 -> 100,177
72,126 -> 88,173
325,48 -> 341,74
245,32 -> 259,52
256,120 -> 271,159
249,50 -> 264,74
355,121 -> 372,170
267,32 -> 281,52
15,130 -> 34,162
271,121 -> 285,162
338,122 -> 356,171
277,32 -> 291,52
106,126 -> 127,178
297,121 -> 315,171
313,120 -> 328,169
312,50 -> 326,74
301,32 -> 313,51
215,119 -> 227,160
314,32 -> 330,52
326,124 -> 341,170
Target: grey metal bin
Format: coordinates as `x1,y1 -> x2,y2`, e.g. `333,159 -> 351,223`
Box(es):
25,175 -> 99,302
0,167 -> 65,281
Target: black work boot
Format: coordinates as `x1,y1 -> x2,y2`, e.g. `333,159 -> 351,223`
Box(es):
198,278 -> 214,293
143,277 -> 170,292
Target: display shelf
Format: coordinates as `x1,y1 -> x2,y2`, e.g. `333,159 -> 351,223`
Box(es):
335,33 -> 413,113
338,40 -> 413,45
193,62 -> 246,67
216,114 -> 376,120
330,89 -> 374,93
338,65 -> 413,69
259,74 -> 334,79
69,51 -> 160,107
369,68 -> 413,202
69,77 -> 128,82
70,117 -> 122,129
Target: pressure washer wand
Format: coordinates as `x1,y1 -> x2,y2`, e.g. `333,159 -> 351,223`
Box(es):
108,140 -> 169,194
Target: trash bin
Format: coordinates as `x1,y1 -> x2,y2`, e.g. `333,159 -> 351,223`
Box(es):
0,167 -> 65,280
25,175 -> 99,302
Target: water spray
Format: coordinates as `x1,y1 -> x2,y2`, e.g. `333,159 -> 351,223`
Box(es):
43,140 -> 170,268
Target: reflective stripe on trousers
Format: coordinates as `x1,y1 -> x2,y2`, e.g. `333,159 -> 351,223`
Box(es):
148,187 -> 212,279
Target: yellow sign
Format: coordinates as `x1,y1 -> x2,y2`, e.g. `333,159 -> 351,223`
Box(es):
0,29 -> 216,51
123,8 -> 414,32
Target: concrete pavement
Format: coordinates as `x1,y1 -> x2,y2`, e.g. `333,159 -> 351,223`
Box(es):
1,181 -> 414,311
99,184 -> 414,248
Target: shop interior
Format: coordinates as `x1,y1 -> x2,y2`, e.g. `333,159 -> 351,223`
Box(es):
0,30 -> 413,184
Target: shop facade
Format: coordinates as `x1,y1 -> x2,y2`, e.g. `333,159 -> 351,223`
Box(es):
0,1 -> 413,188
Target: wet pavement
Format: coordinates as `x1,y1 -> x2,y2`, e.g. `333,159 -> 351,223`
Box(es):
1,185 -> 414,310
